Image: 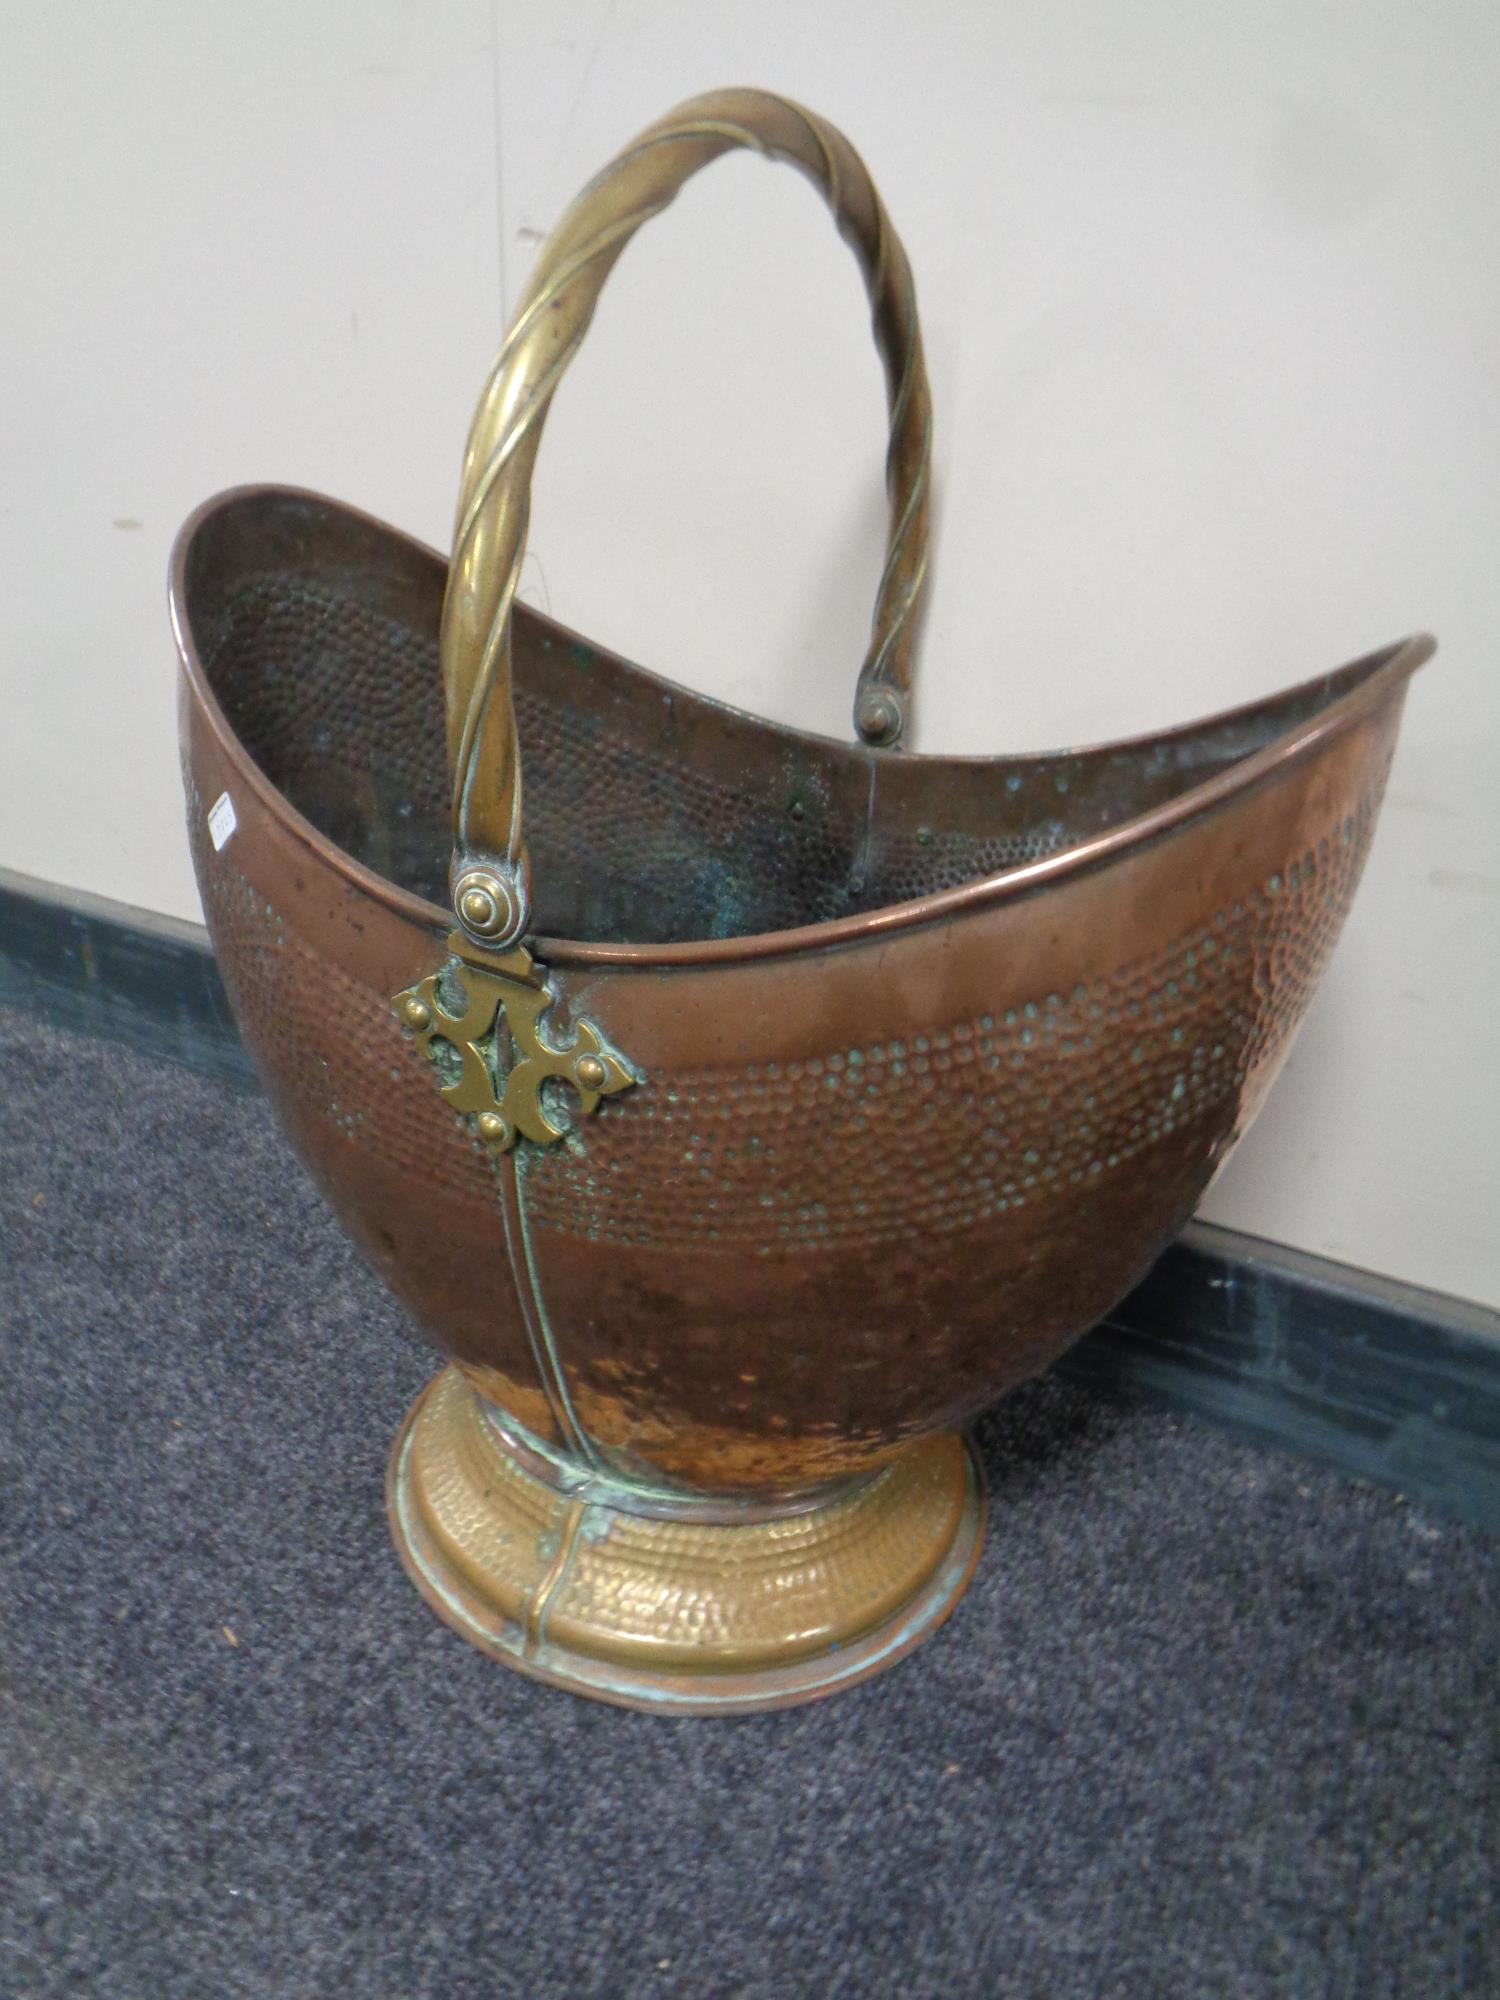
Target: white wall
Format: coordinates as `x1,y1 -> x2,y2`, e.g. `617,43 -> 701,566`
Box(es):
2,3 -> 1496,1306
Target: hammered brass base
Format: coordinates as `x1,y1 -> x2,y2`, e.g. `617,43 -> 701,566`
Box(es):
387,1368 -> 985,1713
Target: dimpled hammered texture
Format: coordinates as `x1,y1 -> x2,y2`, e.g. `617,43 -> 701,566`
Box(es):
191,834 -> 498,1213
201,570 -> 1077,940
174,65 -> 1429,1716
521,793 -> 1388,1256
178,491 -> 1426,1706
390,1366 -> 983,1712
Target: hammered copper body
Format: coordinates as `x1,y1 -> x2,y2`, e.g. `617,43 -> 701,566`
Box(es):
171,89 -> 1432,1708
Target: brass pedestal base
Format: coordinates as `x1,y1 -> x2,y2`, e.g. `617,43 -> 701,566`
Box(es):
388,1368 -> 985,1714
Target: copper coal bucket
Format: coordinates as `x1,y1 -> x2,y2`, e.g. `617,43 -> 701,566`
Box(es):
171,91 -> 1432,1711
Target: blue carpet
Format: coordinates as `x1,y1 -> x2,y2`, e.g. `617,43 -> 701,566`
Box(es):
1,1011 -> 1495,1998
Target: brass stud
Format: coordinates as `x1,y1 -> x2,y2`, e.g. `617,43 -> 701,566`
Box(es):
857,689 -> 902,746
401,997 -> 431,1030
575,1054 -> 608,1091
453,865 -> 520,944
477,1111 -> 510,1145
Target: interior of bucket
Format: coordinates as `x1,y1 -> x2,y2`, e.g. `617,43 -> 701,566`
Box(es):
181,489 -> 1390,947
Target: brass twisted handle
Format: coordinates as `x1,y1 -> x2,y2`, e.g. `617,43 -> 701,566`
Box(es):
440,88 -> 934,948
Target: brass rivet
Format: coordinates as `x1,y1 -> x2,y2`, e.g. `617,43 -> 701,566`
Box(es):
576,1054 -> 607,1091
477,1111 -> 509,1144
858,690 -> 901,745
401,997 -> 431,1030
454,866 -> 519,942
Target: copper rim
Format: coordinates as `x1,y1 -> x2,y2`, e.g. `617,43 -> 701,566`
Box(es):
169,482 -> 1435,971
